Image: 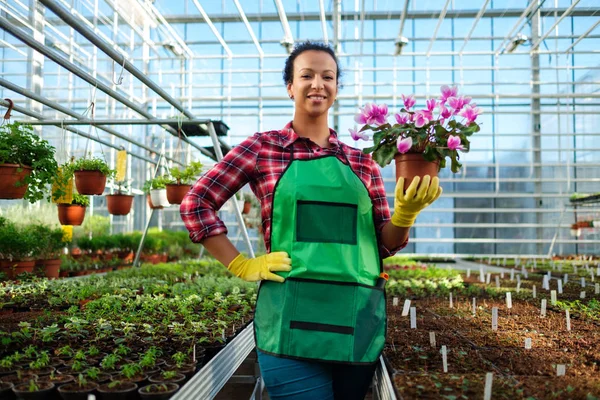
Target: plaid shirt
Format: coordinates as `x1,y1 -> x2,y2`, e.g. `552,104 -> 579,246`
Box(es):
180,122 -> 406,259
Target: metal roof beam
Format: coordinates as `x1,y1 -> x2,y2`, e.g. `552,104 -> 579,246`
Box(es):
273,0 -> 294,47
564,18 -> 600,53
396,0 -> 410,42
459,0 -> 491,54
531,0 -> 580,51
494,0 -> 546,55
318,0 -> 329,44
191,0 -> 232,57
232,0 -> 261,56
426,0 -> 451,57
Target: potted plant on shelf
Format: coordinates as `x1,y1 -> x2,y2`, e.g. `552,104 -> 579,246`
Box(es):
0,122 -> 58,202
353,85 -> 482,189
138,382 -> 180,400
242,192 -> 259,215
165,161 -> 203,205
34,225 -> 68,279
57,194 -> 89,226
63,157 -> 115,196
106,180 -> 134,216
143,176 -> 171,209
0,220 -> 39,279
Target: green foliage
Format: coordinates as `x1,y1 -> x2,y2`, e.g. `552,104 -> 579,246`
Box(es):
0,122 -> 59,203
168,161 -> 203,185
33,225 -> 67,260
161,370 -> 179,380
142,176 -> 171,193
65,157 -> 115,177
71,193 -> 90,207
28,379 -> 39,392
0,219 -> 41,261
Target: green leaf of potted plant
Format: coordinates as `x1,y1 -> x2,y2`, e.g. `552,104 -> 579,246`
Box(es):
57,194 -> 89,226
0,122 -> 58,202
106,180 -> 134,216
63,156 -> 115,196
0,221 -> 38,279
355,85 -> 482,190
165,161 -> 203,205
33,225 -> 66,279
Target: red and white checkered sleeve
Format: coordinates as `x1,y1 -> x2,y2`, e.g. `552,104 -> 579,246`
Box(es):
180,133 -> 262,243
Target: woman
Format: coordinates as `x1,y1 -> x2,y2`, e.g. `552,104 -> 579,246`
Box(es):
180,41 -> 442,400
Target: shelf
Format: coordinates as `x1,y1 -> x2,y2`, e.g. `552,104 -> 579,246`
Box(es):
569,193 -> 600,206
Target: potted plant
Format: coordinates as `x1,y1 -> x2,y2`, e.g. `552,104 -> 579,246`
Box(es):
97,380 -> 138,400
165,161 -> 203,204
0,122 -> 58,202
242,192 -> 259,214
148,370 -> 185,385
63,157 -> 115,196
12,379 -> 54,400
0,221 -> 39,279
143,176 -> 170,209
33,225 -> 67,279
138,382 -> 179,400
57,194 -> 89,226
57,374 -> 98,400
106,180 -> 134,216
353,85 -> 482,190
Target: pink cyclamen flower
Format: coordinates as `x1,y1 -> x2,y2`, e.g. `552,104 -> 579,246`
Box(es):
414,110 -> 430,128
439,104 -> 452,119
401,94 -> 416,110
439,85 -> 458,103
395,112 -> 410,125
397,136 -> 413,154
349,127 -> 369,141
354,103 -> 388,126
459,104 -> 483,123
447,135 -> 465,151
426,98 -> 437,112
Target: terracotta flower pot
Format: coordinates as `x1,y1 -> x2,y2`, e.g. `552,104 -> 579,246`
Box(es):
165,184 -> 191,205
1,260 -> 35,279
74,170 -> 107,195
0,163 -> 32,199
243,201 -> 251,214
394,153 -> 440,191
106,194 -> 134,215
42,258 -> 62,279
146,195 -> 163,210
57,204 -> 86,226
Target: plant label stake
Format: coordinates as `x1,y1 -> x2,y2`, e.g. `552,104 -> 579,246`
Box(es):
522,265 -> 528,279
524,338 -> 532,349
580,291 -> 586,299
516,274 -> 521,286
566,310 -> 571,331
564,274 -> 568,284
495,276 -> 500,289
597,266 -> 600,276
492,307 -> 498,331
466,268 -> 471,278
516,281 -> 521,293
581,277 -> 586,288
393,297 -> 399,307
556,364 -> 566,376
590,271 -> 594,282
430,332 -> 436,347
441,345 -> 448,373
88,395 -> 96,400
510,269 -> 515,281
486,272 -> 491,284
532,285 -> 537,298
595,283 -> 600,295
541,299 -> 547,317
542,276 -> 549,290
484,372 -> 494,400
410,307 -> 417,329
472,297 -> 477,316
480,267 -> 485,283
500,272 -> 505,279
193,344 -> 196,363
506,292 -> 512,309
503,257 -> 506,266
551,290 -> 557,305
449,293 -> 453,308
558,279 -> 563,294
574,266 -> 578,275
402,299 -> 411,316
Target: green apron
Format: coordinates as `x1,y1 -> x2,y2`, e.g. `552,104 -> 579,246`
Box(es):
254,146 -> 386,364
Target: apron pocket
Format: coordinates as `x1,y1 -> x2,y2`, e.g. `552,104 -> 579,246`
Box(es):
353,285 -> 386,361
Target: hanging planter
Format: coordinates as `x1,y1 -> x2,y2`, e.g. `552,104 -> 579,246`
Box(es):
57,194 -> 89,226
147,194 -> 163,210
150,189 -> 170,208
61,157 -> 115,196
107,194 -> 134,215
0,164 -> 32,199
166,184 -> 191,205
0,122 -> 58,202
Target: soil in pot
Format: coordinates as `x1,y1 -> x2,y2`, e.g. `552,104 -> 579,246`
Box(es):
12,380 -> 54,400
138,383 -> 179,400
106,194 -> 134,216
394,153 -> 440,191
148,372 -> 185,385
74,170 -> 106,195
57,381 -> 98,400
0,164 -> 32,199
57,205 -> 86,226
37,374 -> 74,400
165,184 -> 191,205
97,381 -> 138,400
1,374 -> 38,386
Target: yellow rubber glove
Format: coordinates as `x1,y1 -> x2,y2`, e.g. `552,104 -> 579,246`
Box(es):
391,175 -> 443,228
227,252 -> 292,283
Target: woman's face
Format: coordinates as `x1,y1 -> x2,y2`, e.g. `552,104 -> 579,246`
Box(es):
287,50 -> 338,119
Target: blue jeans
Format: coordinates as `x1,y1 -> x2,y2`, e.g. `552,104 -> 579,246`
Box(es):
257,350 -> 377,400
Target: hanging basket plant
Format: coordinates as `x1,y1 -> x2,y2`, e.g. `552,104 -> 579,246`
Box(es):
143,176 -> 171,208
57,194 -> 89,226
165,161 -> 203,205
0,122 -> 58,202
62,157 -> 115,196
106,180 -> 134,216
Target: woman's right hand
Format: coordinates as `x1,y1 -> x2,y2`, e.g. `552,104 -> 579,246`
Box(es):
227,252 -> 292,283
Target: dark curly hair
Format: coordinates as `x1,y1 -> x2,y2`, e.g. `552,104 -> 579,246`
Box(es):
282,41 -> 342,88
